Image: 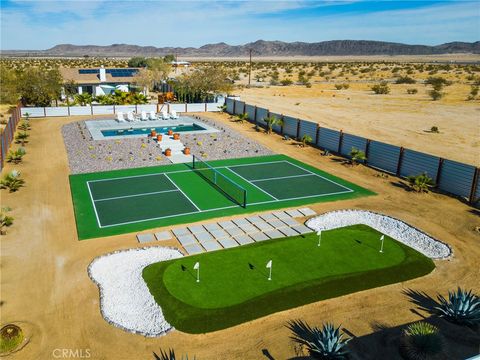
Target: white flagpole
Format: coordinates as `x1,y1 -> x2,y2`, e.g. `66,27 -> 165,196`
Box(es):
194,262 -> 200,282
266,260 -> 272,280
317,230 -> 322,247
380,235 -> 385,253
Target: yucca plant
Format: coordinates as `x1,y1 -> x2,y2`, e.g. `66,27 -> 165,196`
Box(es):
287,320 -> 350,359
17,121 -> 31,131
153,349 -> 195,360
349,147 -> 367,165
406,173 -> 435,193
400,322 -> 444,360
0,207 -> 14,235
0,170 -> 25,192
435,288 -> 480,326
6,147 -> 26,164
15,132 -> 29,146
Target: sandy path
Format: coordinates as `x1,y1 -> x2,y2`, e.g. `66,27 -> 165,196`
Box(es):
0,113 -> 479,359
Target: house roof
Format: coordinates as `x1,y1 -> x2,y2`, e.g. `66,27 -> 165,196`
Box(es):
60,67 -> 141,84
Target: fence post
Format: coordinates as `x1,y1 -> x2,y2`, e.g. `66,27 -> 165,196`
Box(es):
337,130 -> 344,154
365,139 -> 371,164
167,103 -> 170,113
315,124 -> 320,145
135,104 -> 138,113
232,100 -> 236,115
280,115 -> 284,135
67,103 -> 71,116
469,167 -> 480,203
253,106 -> 257,123
296,119 -> 301,139
185,103 -> 188,112
396,147 -> 405,176
44,107 -> 47,117
435,158 -> 444,185
157,103 -> 160,113
90,104 -> 93,116
113,105 -> 116,114
243,102 -> 246,115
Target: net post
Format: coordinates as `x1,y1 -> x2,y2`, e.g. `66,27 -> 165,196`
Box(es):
243,190 -> 247,208
192,154 -> 196,169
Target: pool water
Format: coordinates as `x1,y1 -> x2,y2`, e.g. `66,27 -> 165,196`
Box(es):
101,123 -> 206,137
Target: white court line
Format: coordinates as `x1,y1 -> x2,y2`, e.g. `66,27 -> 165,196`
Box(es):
163,173 -> 201,212
94,189 -> 179,202
251,173 -> 314,183
225,167 -> 279,201
86,181 -> 103,228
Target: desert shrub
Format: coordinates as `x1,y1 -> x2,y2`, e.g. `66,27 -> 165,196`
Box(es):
428,90 -> 443,101
6,147 -> 26,164
405,173 -> 434,192
467,85 -> 479,100
435,288 -> 480,326
371,81 -> 390,94
349,147 -> 367,165
342,83 -> 350,89
0,207 -> 14,235
425,77 -> 452,90
287,320 -> 350,360
396,76 -> 416,84
301,134 -> 312,147
280,79 -> 293,86
407,88 -> 418,95
0,170 -> 25,192
334,84 -> 343,90
400,322 -> 444,360
430,126 -> 439,133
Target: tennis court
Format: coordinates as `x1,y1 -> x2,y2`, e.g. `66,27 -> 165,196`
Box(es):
71,155 -> 374,239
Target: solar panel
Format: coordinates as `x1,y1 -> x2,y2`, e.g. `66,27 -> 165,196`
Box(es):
78,68 -> 138,77
79,69 -> 99,74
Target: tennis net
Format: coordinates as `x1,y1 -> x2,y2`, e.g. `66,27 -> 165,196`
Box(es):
192,155 -> 247,207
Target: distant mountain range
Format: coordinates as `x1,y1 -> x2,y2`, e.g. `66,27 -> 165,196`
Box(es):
3,40 -> 480,57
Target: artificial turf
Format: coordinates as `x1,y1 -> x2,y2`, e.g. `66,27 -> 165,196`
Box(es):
70,154 -> 375,240
143,224 -> 435,333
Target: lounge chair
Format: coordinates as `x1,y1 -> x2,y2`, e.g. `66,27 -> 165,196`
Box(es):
127,112 -> 136,122
170,110 -> 179,119
140,111 -> 148,121
116,112 -> 126,122
149,111 -> 157,120
161,110 -> 170,120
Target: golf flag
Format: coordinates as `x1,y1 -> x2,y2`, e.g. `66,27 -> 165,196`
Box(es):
317,230 -> 322,246
193,262 -> 200,270
380,235 -> 384,241
379,235 -> 385,253
266,260 -> 272,268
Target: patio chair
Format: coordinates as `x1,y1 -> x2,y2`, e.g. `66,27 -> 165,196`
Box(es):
127,112 -> 136,122
170,110 -> 179,119
161,110 -> 170,120
140,111 -> 148,121
116,112 -> 126,122
149,111 -> 157,120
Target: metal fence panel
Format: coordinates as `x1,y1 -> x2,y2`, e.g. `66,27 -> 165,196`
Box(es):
69,106 -> 93,116
245,104 -> 256,122
367,141 -> 401,174
298,120 -> 317,141
341,133 -> 368,157
475,173 -> 480,202
282,116 -> 298,137
226,98 -> 235,114
21,107 -> 45,117
317,128 -> 340,152
438,159 -> 476,198
234,100 -> 245,115
399,149 -> 440,181
92,106 -> 114,115
45,107 -> 69,117
256,107 -> 269,126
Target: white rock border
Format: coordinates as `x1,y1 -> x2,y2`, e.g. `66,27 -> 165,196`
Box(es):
88,246 -> 183,337
306,209 -> 452,259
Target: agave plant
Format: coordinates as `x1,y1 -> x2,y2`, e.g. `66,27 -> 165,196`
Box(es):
435,288 -> 480,326
349,147 -> 367,165
287,320 -> 350,359
406,173 -> 435,193
6,147 -> 26,164
0,207 -> 14,235
15,131 -> 29,146
153,349 -> 195,360
400,322 -> 444,360
17,121 -> 31,131
0,170 -> 25,192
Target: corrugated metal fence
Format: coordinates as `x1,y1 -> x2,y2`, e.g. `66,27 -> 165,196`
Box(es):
225,97 -> 480,204
0,105 -> 22,172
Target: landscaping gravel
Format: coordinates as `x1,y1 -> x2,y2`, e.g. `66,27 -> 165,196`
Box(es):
88,246 -> 183,337
62,116 -> 273,174
305,209 -> 452,259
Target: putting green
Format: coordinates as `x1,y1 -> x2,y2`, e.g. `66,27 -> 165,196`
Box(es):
143,225 -> 434,333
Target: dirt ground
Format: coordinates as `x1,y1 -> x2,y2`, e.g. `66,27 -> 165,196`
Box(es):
1,112 -> 479,360
237,83 -> 480,166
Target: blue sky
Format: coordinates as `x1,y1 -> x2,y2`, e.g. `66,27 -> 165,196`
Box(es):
0,1 -> 478,50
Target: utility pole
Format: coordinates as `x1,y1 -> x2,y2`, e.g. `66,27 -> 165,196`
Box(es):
248,48 -> 252,86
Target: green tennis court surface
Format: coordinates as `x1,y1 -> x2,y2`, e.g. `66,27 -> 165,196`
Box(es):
70,155 -> 375,239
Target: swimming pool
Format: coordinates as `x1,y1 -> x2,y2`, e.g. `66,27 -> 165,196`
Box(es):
101,123 -> 207,137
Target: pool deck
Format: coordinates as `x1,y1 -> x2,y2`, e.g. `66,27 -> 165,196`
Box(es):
85,116 -> 220,140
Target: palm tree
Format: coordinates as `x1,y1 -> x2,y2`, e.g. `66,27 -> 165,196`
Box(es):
235,113 -> 249,123
15,132 -> 29,146
74,93 -> 92,106
0,207 -> 14,235
0,170 -> 25,192
265,115 -> 283,134
406,173 -> 435,193
287,320 -> 350,359
128,92 -> 148,105
301,134 -> 312,147
6,148 -> 26,164
349,147 -> 367,165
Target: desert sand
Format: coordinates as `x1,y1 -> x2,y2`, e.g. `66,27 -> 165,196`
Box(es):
1,112 -> 479,359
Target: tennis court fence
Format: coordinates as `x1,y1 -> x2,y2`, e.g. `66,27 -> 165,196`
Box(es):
192,155 -> 247,207
225,97 -> 480,205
